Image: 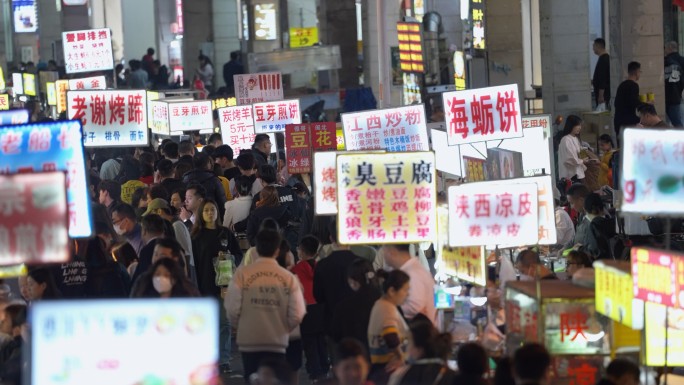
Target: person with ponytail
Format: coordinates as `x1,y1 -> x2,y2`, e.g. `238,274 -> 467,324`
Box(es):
331,258 -> 382,351
388,315 -> 457,385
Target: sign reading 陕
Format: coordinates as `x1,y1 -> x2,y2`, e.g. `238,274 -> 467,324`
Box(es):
285,124 -> 312,174
313,151 -> 338,216
168,100 -> 213,133
448,181 -> 538,247
0,120 -> 93,238
218,105 -> 256,154
336,152 -> 437,244
0,172 -> 70,266
442,84 -> 522,146
0,109 -> 29,126
441,246 -> 486,286
253,99 -> 301,133
62,28 -> 114,74
341,104 -> 428,152
234,72 -> 284,105
68,75 -> 106,91
67,89 -> 148,147
621,128 -> 684,215
594,260 -> 644,330
631,247 -> 684,308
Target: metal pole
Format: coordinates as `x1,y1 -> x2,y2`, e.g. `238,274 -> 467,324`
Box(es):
376,0 -> 388,108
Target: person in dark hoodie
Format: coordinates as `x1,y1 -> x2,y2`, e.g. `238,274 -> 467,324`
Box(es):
573,193 -> 615,260
246,186 -> 290,246
252,134 -> 272,168
0,304 -> 26,385
595,358 -> 640,385
182,153 -> 227,219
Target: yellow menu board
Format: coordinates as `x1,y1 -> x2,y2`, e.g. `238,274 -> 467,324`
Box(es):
594,260 -> 644,330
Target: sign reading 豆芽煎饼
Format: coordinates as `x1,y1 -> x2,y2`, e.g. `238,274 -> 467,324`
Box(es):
252,99 -> 301,134
442,84 -> 522,146
67,89 -> 148,147
341,104 -> 428,152
336,152 -> 437,244
167,100 -> 213,133
62,28 -> 114,74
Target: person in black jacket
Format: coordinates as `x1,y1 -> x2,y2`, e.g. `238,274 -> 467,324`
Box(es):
573,193 -> 615,260
182,153 -> 227,219
512,343 -> 551,385
0,304 -> 26,385
246,186 -> 290,246
252,134 -> 272,168
592,38 -> 610,108
665,41 -> 684,126
613,61 -> 641,138
595,358 -> 640,385
158,159 -> 185,195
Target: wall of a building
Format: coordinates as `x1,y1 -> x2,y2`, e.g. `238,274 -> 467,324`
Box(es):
486,0 -> 524,91
363,0 -> 401,107
182,0 -> 212,83
213,0 -> 240,88
122,0 -> 158,62
37,0 -> 61,62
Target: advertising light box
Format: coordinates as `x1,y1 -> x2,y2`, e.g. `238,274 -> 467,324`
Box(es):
234,72 -> 283,105
336,151 -> 437,244
341,104 -> 428,152
442,84 -> 522,146
594,260 -> 644,330
0,109 -> 30,126
29,298 -> 220,385
0,120 -> 92,238
67,90 -> 148,147
644,301 -> 684,366
631,247 -> 684,308
441,246 -> 486,286
621,128 -> 684,215
168,100 -> 214,133
62,28 -> 114,74
0,95 -> 9,111
252,99 -> 301,134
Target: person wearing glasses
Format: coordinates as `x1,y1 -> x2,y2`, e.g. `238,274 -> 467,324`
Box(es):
564,250 -> 593,280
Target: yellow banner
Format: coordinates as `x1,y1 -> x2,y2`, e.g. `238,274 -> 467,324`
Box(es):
56,80 -> 69,113
22,73 -> 36,96
441,246 -> 486,286
336,127 -> 346,150
0,66 -> 5,90
594,261 -> 643,330
46,82 -> 57,106
290,27 -> 319,48
0,94 -> 9,110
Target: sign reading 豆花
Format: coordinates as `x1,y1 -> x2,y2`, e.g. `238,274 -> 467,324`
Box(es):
67,89 -> 148,147
341,104 -> 429,152
442,84 -> 522,146
447,181 -> 538,247
336,152 -> 437,244
62,28 -> 114,74
253,99 -> 301,134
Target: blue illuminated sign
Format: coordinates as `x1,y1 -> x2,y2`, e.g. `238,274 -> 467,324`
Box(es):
0,109 -> 29,126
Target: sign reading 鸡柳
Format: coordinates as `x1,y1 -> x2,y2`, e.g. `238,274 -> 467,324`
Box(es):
442,84 -> 522,146
341,104 -> 429,152
168,100 -> 213,133
447,181 -> 538,247
68,76 -> 106,91
67,89 -> 148,147
234,72 -> 284,105
253,99 -> 301,134
62,28 -> 114,74
336,152 -> 437,244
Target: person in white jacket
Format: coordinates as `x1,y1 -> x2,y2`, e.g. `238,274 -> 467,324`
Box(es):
225,227 -> 306,381
557,115 -> 593,182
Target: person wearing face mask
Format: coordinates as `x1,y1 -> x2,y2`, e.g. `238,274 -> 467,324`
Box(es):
191,199 -> 243,374
111,203 -> 145,256
130,258 -> 199,298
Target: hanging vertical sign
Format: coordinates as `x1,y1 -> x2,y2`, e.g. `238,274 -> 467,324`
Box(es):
471,0 -> 485,50
62,28 -> 114,74
311,122 -> 337,152
285,124 -> 312,174
397,22 -> 425,73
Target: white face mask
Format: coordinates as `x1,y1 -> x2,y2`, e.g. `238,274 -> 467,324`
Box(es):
153,276 -> 173,294
113,224 -> 125,236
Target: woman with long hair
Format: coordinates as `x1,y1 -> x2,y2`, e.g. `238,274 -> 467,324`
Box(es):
26,267 -> 62,301
246,186 -> 290,246
557,115 -> 596,182
131,258 -> 199,298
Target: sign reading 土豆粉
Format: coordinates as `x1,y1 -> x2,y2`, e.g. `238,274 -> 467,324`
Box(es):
621,128 -> 684,215
0,172 -> 70,266
336,152 -> 437,244
314,151 -> 338,216
442,84 -> 522,146
234,72 -> 284,105
341,104 -> 428,152
631,247 -> 684,308
0,120 -> 93,238
67,89 -> 148,147
62,28 -> 114,74
168,101 -> 213,133
253,99 -> 301,134
68,75 -> 106,91
448,181 -> 539,247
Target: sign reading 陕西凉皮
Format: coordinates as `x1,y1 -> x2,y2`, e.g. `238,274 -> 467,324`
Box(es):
62,28 -> 114,74
442,84 -> 522,146
252,99 -> 301,134
67,89 -> 148,147
234,72 -> 284,105
447,181 -> 538,247
341,104 -> 428,152
336,152 -> 437,244
621,128 -> 684,215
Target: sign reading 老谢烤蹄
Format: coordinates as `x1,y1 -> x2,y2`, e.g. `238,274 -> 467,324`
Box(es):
253,99 -> 301,134
336,152 -> 437,244
234,72 -> 284,105
341,104 -> 429,152
62,28 -> 114,74
0,172 -> 70,266
0,120 -> 93,238
168,100 -> 213,133
0,109 -> 29,126
442,84 -> 522,146
448,181 -> 539,247
68,76 -> 106,91
67,89 -> 148,147
621,128 -> 684,215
